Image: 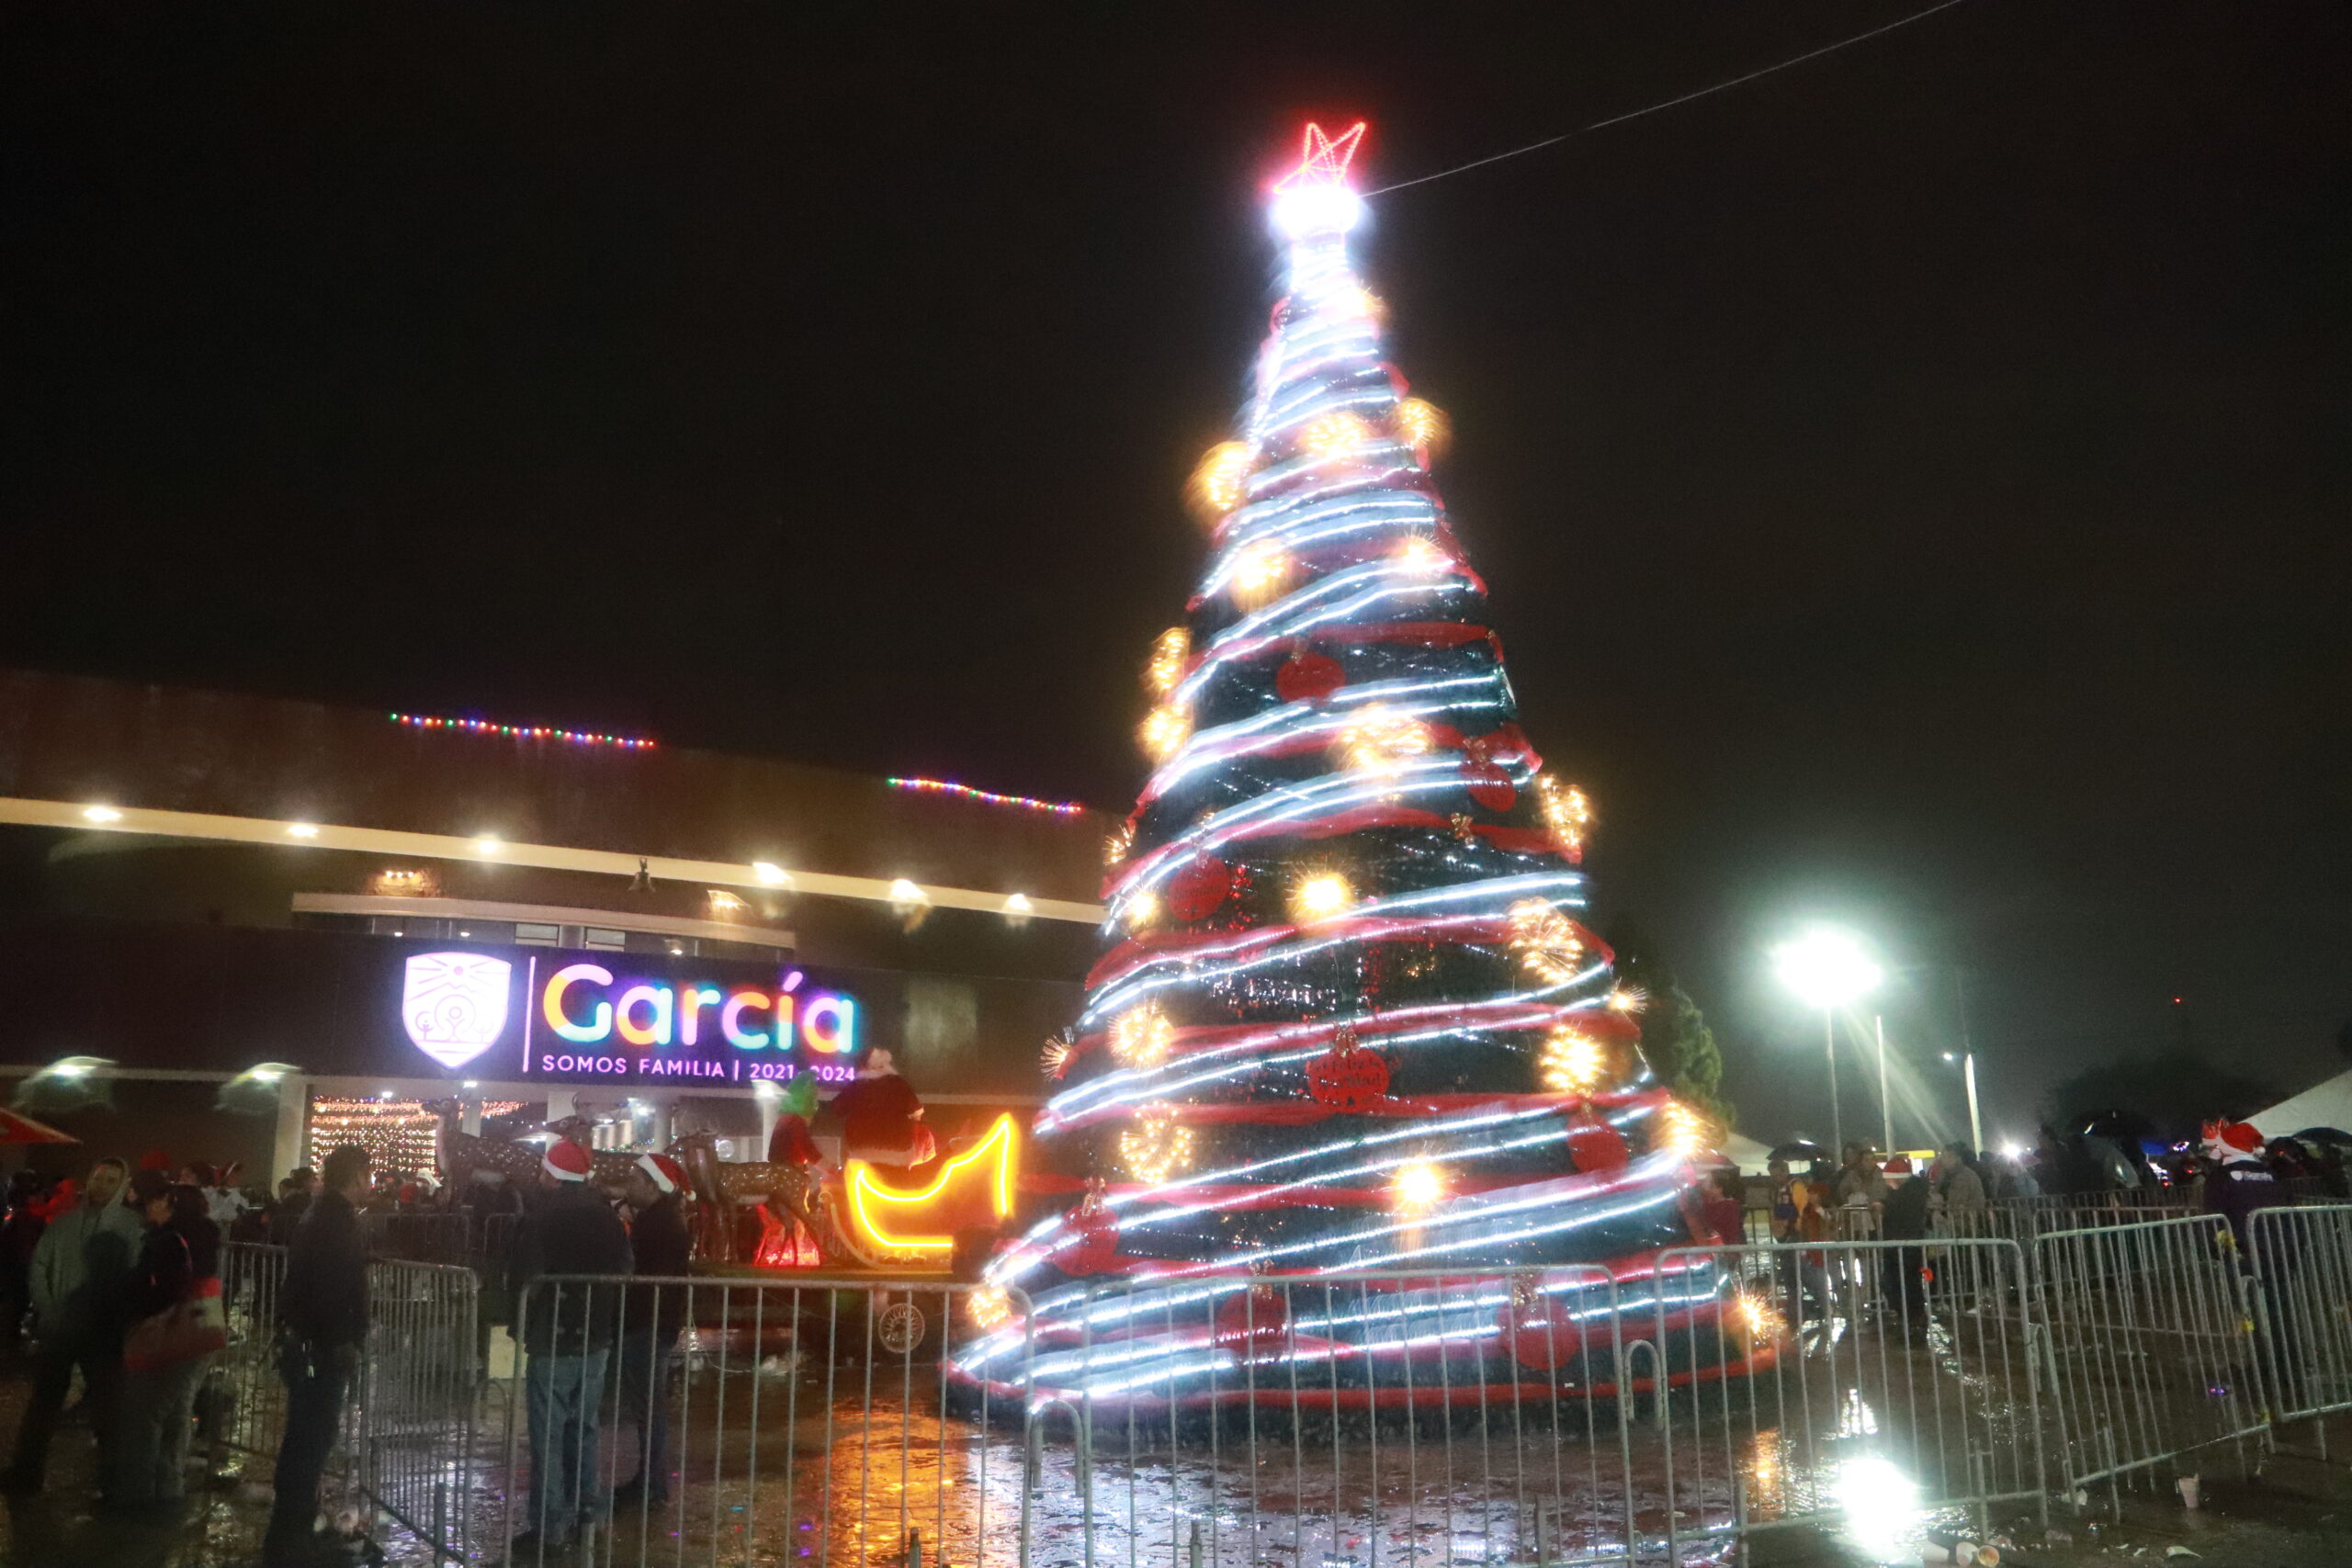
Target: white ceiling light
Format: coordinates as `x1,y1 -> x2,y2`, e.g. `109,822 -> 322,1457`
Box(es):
83,806 -> 122,823
286,822 -> 320,839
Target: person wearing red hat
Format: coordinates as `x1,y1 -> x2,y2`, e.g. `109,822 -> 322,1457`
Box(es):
2199,1119 -> 2283,1251
506,1136 -> 632,1558
612,1154 -> 692,1512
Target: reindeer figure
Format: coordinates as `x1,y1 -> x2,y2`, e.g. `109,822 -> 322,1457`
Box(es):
423,1100 -> 645,1193
672,1131 -> 837,1265
425,1100 -> 542,1190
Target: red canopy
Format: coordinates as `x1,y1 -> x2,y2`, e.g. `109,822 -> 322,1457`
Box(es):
0,1109 -> 78,1145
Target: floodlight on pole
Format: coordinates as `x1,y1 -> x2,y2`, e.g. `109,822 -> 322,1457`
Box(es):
1772,929 -> 1883,1160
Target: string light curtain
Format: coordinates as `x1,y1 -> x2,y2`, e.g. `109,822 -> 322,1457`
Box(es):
307,1096 -> 524,1179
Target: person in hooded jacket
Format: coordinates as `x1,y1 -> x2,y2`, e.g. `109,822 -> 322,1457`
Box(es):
1,1155 -> 141,1493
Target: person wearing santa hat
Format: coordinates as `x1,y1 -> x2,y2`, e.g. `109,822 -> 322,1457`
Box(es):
2199,1119 -> 2284,1252
612,1154 -> 692,1512
506,1136 -> 633,1558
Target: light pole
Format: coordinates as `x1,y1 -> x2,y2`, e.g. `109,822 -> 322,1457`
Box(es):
1875,1013 -> 1893,1155
1773,929 -> 1883,1159
1941,1051 -> 1986,1156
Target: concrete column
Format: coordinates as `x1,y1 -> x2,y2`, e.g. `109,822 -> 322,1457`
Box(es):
273,1076 -> 307,1181
545,1089 -> 575,1124
461,1098 -> 483,1136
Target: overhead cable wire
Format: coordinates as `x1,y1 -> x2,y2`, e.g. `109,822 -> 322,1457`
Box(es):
1365,0 -> 1980,197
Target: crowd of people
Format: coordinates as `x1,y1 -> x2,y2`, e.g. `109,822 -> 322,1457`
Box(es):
0,1133 -> 695,1567
0,1156 -> 228,1513
1745,1120 -> 2335,1327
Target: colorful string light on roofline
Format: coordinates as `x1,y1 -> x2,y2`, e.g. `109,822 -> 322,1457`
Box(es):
884,777 -> 1088,816
390,713 -> 654,750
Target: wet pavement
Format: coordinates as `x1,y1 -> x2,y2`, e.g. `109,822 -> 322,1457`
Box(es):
0,1335 -> 2345,1567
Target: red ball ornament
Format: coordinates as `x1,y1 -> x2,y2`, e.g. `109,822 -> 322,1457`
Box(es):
1567,1109 -> 1630,1174
1305,1026 -> 1391,1111
1165,854 -> 1233,920
1063,1180 -> 1120,1275
1214,1284 -> 1289,1351
1464,759 -> 1517,811
1275,649 -> 1344,704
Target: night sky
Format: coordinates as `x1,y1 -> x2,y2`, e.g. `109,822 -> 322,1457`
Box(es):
6,3 -> 2346,1144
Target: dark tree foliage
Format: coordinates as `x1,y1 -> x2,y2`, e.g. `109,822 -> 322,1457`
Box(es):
1607,919 -> 1731,1127
2043,1050 -> 2280,1142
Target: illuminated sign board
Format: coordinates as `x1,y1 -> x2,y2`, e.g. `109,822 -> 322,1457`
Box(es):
392,947 -> 863,1087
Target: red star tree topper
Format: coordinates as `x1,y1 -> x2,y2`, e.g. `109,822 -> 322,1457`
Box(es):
1273,119 -> 1367,191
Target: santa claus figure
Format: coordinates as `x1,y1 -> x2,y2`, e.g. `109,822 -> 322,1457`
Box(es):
823,1049 -> 929,1168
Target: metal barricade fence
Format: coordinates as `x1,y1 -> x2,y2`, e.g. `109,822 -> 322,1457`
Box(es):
214,1241 -> 293,1462
362,1209 -> 476,1265
1634,1238 -> 2043,1564
1030,1267 -> 1637,1568
356,1257 -> 481,1562
2248,1203 -> 2352,1438
495,1274 -> 1033,1568
2032,1212 -> 2267,1499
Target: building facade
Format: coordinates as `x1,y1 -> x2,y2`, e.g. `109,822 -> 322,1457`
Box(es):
0,667 -> 1105,1185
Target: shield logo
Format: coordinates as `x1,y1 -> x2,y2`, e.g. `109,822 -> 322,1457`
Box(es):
401,953 -> 513,1069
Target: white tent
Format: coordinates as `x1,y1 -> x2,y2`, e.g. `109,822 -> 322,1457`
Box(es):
1720,1132 -> 1776,1174
2249,1068 -> 2352,1140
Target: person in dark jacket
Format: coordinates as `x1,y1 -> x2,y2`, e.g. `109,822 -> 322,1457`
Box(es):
2200,1119 -> 2285,1252
115,1178 -> 222,1506
1878,1157 -> 1933,1325
612,1153 -> 693,1511
265,1144 -> 371,1566
0,1172 -> 49,1343
506,1137 -> 633,1558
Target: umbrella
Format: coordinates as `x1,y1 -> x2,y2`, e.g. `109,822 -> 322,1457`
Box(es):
2293,1126 -> 2352,1147
1770,1140 -> 1827,1164
0,1108 -> 78,1145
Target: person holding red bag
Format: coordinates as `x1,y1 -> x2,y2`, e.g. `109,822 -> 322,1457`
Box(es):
115,1174 -> 223,1507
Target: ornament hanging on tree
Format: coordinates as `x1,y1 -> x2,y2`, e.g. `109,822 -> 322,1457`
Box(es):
1274,645 -> 1344,703
1305,1021 -> 1390,1111
1164,852 -> 1233,920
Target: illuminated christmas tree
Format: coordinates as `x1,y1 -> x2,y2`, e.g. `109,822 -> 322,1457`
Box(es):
956,123 -> 1753,1404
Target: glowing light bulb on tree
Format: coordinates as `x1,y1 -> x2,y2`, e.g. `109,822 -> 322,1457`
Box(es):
1292,874 -> 1354,925
1393,397 -> 1450,458
1138,703 -> 1191,761
1187,441 -> 1255,519
1144,627 -> 1190,695
1391,1159 -> 1445,1214
1119,1104 -> 1194,1183
1300,411 -> 1371,459
1658,1100 -> 1710,1157
1229,542 -> 1290,609
1335,705 -> 1430,775
1396,536 -> 1448,576
1535,775 -> 1595,856
1108,1003 -> 1174,1067
1539,1027 -> 1606,1094
1506,898 -> 1584,985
